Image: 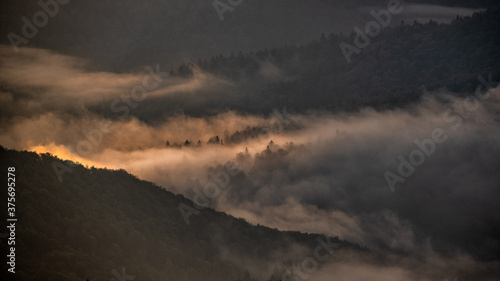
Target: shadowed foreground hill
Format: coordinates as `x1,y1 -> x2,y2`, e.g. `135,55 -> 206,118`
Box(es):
0,146 -> 364,281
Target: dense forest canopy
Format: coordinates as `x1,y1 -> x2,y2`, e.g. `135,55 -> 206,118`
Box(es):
0,146 -> 361,281
82,8 -> 500,121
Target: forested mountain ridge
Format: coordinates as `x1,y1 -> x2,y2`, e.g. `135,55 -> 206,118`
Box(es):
102,8 -> 500,122
0,146 -> 365,281
182,8 -> 500,113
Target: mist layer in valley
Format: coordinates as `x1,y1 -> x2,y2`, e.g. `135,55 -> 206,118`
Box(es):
1,44 -> 499,280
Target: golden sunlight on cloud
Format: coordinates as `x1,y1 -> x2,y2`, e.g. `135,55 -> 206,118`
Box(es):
29,144 -> 111,169
0,45 -> 242,112
0,46 -> 141,103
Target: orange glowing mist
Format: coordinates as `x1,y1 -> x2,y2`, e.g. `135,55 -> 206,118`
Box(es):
29,144 -> 109,169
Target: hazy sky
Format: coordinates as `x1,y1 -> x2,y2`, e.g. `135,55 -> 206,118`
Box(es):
0,0 -> 485,70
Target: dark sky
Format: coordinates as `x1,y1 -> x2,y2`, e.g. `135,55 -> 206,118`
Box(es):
0,0 -> 489,70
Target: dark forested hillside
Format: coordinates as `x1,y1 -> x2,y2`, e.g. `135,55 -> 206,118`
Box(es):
0,146 -> 363,281
188,8 -> 500,114
87,8 -> 500,122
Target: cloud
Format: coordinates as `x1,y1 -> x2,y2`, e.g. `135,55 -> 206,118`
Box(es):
0,46 -> 138,103
0,45 -> 237,120
1,46 -> 499,280
358,4 -> 484,25
206,89 -> 500,264
402,4 -> 484,20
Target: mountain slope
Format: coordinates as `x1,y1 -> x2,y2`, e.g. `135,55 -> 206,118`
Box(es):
0,146 -> 364,281
96,8 -> 500,122
191,8 -> 500,113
